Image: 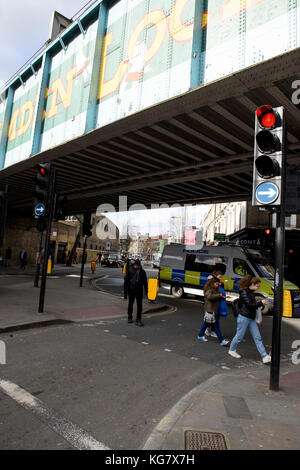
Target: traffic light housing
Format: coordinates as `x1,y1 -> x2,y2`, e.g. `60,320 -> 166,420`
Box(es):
54,194 -> 68,221
285,165 -> 300,215
0,189 -> 8,223
34,163 -> 51,216
0,186 -> 8,249
252,105 -> 284,207
82,212 -> 92,238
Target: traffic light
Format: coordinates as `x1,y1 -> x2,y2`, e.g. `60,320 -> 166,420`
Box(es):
285,165 -> 300,215
36,218 -> 47,233
0,189 -> 8,223
0,186 -> 8,248
82,212 -> 92,237
252,105 -> 285,207
34,163 -> 51,217
54,194 -> 68,221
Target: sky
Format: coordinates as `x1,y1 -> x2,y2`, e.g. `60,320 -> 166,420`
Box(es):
0,0 -> 210,236
0,0 -> 95,87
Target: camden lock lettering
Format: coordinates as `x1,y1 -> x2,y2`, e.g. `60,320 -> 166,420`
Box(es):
3,0 -> 266,144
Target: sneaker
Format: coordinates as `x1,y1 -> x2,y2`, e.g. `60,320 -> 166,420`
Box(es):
128,318 -> 133,324
136,320 -> 144,327
220,340 -> 229,346
197,336 -> 208,342
262,354 -> 271,364
228,350 -> 241,359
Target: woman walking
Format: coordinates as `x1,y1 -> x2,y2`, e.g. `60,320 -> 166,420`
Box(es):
228,275 -> 271,363
198,278 -> 229,346
205,271 -> 229,338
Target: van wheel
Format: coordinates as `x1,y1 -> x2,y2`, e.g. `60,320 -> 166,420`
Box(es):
171,285 -> 184,298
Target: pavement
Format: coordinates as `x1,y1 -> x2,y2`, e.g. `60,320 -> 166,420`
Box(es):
0,264 -> 170,333
1,263 -> 300,450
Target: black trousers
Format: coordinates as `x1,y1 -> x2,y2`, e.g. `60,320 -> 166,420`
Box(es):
128,291 -> 143,321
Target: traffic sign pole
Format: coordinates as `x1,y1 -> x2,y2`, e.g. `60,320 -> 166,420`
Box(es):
80,235 -> 87,288
38,166 -> 56,313
270,118 -> 287,392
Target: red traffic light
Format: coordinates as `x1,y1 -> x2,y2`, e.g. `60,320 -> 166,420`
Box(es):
35,163 -> 50,176
256,105 -> 279,129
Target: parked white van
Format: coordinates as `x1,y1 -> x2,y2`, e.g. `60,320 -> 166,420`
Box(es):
159,244 -> 300,315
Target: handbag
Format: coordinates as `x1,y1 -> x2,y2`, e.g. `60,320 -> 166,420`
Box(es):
204,311 -> 216,324
218,298 -> 228,318
255,307 -> 262,324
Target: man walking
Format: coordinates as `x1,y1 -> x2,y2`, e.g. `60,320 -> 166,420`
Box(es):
125,259 -> 148,326
19,248 -> 27,269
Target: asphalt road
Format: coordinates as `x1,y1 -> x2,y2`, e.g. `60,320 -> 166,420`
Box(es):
0,266 -> 299,450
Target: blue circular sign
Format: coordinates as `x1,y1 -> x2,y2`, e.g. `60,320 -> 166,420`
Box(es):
35,203 -> 46,217
255,182 -> 279,205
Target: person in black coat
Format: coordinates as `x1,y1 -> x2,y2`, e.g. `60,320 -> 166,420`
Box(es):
125,259 -> 148,326
228,275 -> 271,363
19,248 -> 27,269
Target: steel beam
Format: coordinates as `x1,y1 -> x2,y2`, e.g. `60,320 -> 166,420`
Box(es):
0,87 -> 14,169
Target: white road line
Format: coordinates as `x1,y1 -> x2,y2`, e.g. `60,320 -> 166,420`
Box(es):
0,378 -> 110,450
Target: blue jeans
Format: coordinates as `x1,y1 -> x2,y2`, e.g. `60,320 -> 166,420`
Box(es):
229,314 -> 267,357
198,314 -> 224,343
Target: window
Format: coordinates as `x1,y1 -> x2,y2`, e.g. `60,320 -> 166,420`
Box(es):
185,254 -> 227,274
233,258 -> 254,276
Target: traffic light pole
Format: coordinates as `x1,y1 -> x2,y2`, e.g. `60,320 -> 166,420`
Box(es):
34,229 -> 44,288
270,119 -> 287,391
80,235 -> 87,288
38,166 -> 56,313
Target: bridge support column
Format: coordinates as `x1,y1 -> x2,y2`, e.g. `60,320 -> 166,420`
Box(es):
190,0 -> 208,90
85,1 -> 108,133
0,86 -> 15,169
31,53 -> 52,156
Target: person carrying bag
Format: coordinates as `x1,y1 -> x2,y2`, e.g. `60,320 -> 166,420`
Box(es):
228,275 -> 271,363
197,278 -> 229,346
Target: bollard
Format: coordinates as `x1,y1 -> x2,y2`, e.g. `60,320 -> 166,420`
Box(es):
46,257 -> 52,275
148,278 -> 158,302
91,260 -> 96,274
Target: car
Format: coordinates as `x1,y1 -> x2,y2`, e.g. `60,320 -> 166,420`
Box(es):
102,253 -> 122,267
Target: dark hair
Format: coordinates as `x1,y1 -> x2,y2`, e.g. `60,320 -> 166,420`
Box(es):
204,277 -> 220,293
238,275 -> 261,289
211,270 -> 223,277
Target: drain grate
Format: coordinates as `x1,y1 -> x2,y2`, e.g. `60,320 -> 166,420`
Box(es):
184,430 -> 228,450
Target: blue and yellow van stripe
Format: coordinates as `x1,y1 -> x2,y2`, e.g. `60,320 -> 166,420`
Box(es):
160,267 -> 299,298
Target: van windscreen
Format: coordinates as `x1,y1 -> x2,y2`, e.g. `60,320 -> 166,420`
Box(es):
245,249 -> 274,280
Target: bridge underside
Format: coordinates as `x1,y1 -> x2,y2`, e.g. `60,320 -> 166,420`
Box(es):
2,46 -> 300,216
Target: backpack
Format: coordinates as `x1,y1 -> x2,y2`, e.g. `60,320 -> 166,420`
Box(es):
129,270 -> 141,291
232,298 -> 240,318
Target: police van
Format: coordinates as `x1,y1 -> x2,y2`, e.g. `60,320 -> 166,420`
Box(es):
159,244 -> 300,316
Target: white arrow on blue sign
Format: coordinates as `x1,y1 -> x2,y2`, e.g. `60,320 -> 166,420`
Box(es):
35,203 -> 46,217
255,182 -> 279,205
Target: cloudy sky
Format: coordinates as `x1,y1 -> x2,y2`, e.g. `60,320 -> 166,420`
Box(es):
0,0 -> 95,87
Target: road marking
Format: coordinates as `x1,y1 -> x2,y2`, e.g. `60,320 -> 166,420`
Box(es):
0,378 -> 110,450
